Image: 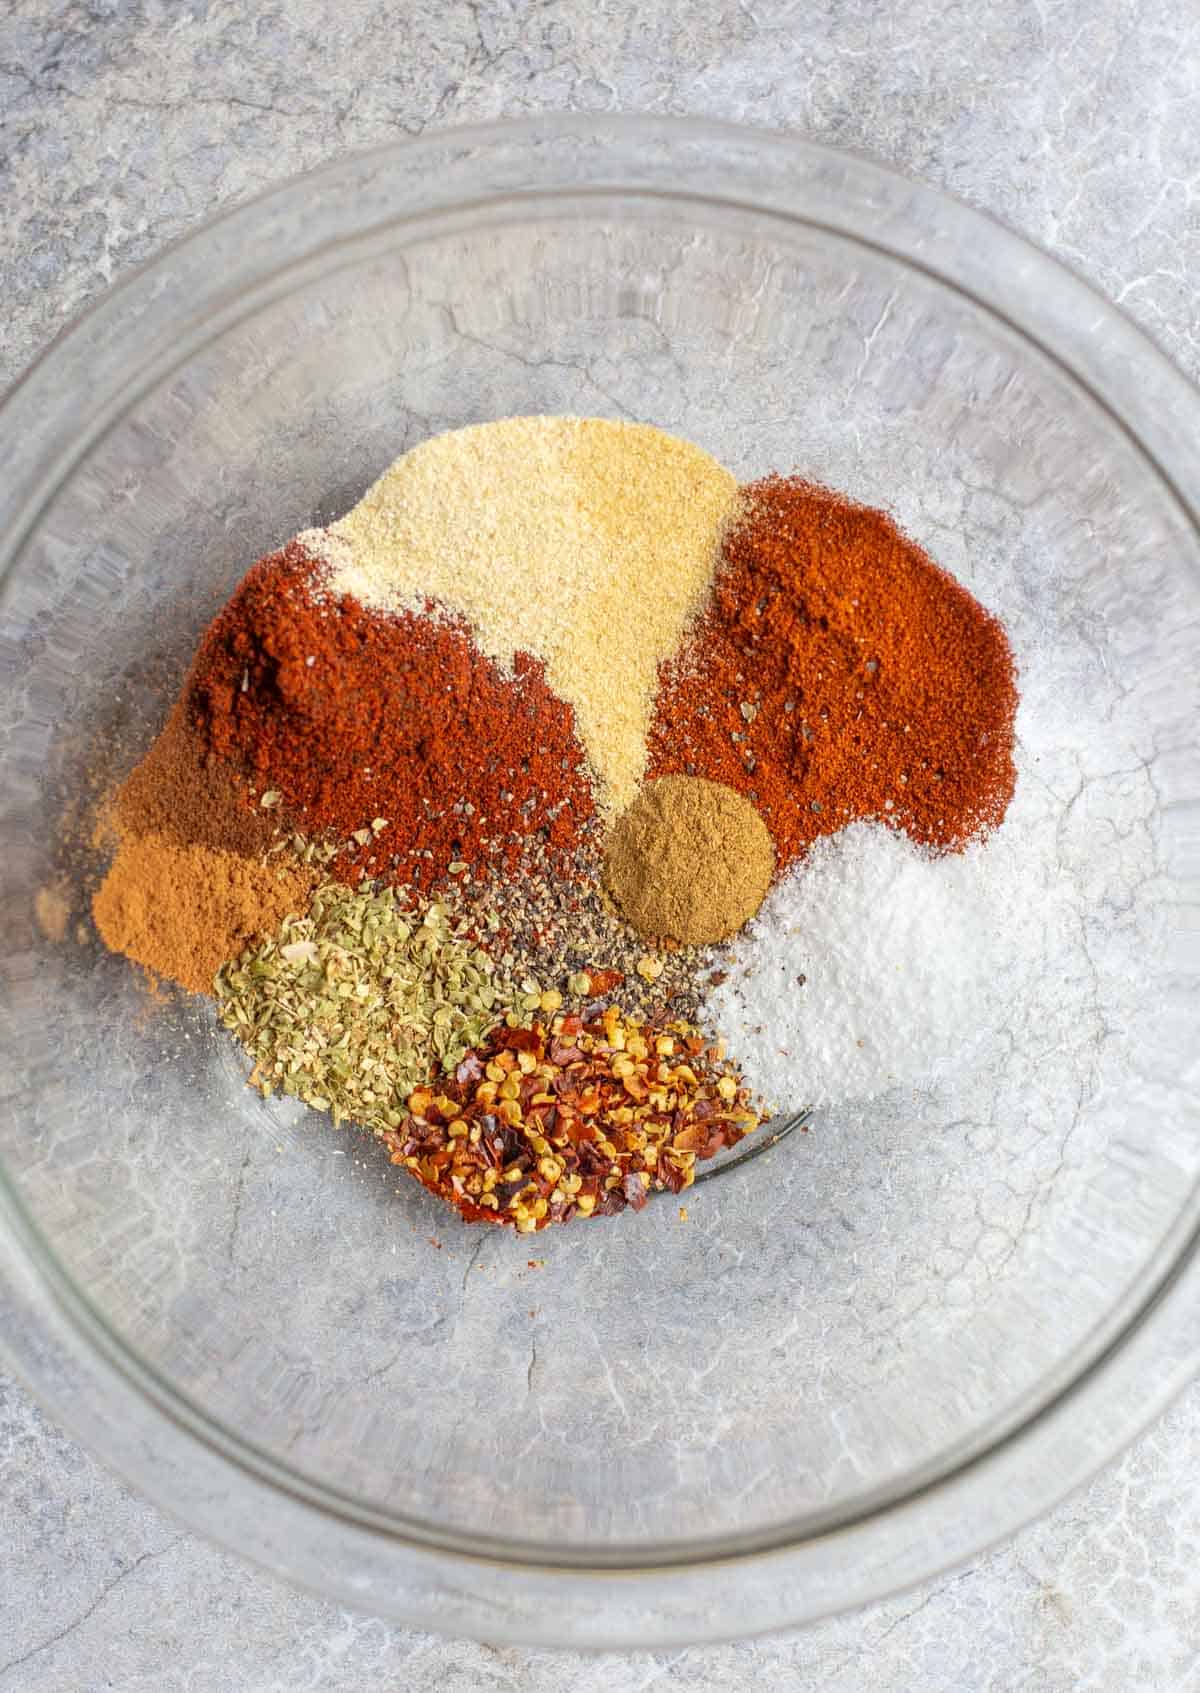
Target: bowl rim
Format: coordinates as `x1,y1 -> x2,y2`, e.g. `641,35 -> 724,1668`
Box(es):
2,112 -> 1198,1646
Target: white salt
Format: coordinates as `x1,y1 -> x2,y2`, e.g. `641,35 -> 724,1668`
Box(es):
706,798 -> 1079,1108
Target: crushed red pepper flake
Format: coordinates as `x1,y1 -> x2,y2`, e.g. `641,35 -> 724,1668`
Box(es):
382,1006 -> 764,1232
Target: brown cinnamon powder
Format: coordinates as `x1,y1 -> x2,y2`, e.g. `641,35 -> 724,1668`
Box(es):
92,831 -> 316,996
92,699 -> 317,993
112,699 -> 278,858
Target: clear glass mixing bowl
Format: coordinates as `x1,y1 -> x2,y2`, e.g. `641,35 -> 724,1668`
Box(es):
1,117 -> 1198,1648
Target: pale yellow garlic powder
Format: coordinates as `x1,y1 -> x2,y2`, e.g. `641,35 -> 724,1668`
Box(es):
307,417 -> 739,817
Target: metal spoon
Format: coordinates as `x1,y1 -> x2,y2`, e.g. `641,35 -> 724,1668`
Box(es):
690,1107 -> 813,1186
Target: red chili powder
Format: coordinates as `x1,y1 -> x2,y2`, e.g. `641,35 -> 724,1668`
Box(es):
187,542 -> 597,891
648,477 -> 1018,865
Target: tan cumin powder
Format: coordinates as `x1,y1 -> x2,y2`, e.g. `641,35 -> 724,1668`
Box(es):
308,417 -> 739,818
602,776 -> 775,946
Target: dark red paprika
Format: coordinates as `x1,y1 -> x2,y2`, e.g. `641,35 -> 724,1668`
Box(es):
188,542 -> 597,891
648,477 -> 1018,866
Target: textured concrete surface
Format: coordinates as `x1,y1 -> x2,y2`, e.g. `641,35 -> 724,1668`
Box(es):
2,1 -> 1199,1688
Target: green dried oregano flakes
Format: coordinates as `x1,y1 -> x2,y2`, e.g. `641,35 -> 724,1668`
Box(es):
215,881 -> 538,1134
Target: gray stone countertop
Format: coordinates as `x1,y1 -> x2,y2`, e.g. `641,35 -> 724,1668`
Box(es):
2,2 -> 1199,1688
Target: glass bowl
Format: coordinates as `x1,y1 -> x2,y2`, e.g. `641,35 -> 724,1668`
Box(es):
1,116 -> 1198,1649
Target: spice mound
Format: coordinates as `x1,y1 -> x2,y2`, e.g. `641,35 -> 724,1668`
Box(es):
95,832 -> 317,997
314,414 -> 740,817
188,540 -> 597,894
649,476 -> 1018,867
88,414 -> 1026,1234
215,883 -> 532,1129
602,775 -> 775,945
382,1009 -> 764,1232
